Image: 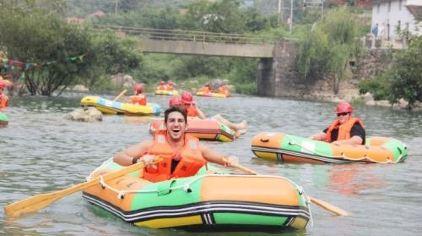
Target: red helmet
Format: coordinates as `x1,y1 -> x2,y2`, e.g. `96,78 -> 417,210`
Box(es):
168,96 -> 182,107
336,102 -> 353,114
0,81 -> 5,89
181,91 -> 193,105
168,81 -> 175,86
159,81 -> 165,85
133,83 -> 144,93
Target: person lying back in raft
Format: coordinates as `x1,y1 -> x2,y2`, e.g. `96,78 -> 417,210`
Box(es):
129,83 -> 147,106
0,80 -> 9,111
172,92 -> 248,137
113,106 -> 238,182
310,101 -> 366,145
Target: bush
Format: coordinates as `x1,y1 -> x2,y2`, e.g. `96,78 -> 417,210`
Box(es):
296,7 -> 362,93
358,74 -> 390,100
388,37 -> 422,106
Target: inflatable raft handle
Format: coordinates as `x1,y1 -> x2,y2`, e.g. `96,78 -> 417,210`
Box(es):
260,138 -> 269,142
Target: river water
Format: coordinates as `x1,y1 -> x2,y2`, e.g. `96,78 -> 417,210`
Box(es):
1,94 -> 421,236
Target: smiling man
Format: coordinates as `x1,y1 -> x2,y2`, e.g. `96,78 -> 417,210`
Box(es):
113,106 -> 237,182
310,102 -> 366,145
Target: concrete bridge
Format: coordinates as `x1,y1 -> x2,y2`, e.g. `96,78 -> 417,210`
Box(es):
94,25 -> 298,96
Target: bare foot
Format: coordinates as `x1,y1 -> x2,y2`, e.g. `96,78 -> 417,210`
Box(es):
235,128 -> 247,137
238,128 -> 247,135
238,120 -> 248,130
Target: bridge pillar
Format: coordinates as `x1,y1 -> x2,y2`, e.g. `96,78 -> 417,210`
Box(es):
256,58 -> 275,96
257,40 -> 298,97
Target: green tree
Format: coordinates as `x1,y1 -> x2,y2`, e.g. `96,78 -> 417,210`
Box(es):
296,7 -> 362,93
81,30 -> 141,90
388,37 -> 422,107
0,4 -> 91,95
183,0 -> 247,33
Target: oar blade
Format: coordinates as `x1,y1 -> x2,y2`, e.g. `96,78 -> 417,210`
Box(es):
4,161 -> 145,219
4,192 -> 63,218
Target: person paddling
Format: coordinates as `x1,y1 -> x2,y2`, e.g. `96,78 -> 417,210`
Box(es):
113,106 -> 238,182
310,102 -> 366,145
129,83 -> 147,105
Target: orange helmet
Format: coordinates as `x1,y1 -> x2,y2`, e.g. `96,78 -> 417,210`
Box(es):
133,83 -> 144,93
335,102 -> 353,114
181,91 -> 194,105
168,96 -> 182,107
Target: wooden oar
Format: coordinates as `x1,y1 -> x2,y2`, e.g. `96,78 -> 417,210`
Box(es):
4,161 -> 144,219
113,89 -> 127,101
307,196 -> 349,216
226,160 -> 349,216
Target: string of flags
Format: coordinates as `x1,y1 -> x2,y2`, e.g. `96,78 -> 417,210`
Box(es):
0,54 -> 85,71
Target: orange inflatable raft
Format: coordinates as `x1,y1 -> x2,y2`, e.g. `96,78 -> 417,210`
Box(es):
251,132 -> 408,164
150,118 -> 236,142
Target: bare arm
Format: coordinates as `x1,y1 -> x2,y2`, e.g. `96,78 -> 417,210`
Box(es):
199,144 -> 229,166
113,140 -> 153,166
196,107 -> 207,119
310,132 -> 327,141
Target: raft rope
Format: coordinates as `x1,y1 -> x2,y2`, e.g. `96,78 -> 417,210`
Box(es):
287,140 -> 399,164
303,190 -> 314,229
97,171 -> 306,202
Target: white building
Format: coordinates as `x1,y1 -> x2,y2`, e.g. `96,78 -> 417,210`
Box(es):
371,0 -> 420,42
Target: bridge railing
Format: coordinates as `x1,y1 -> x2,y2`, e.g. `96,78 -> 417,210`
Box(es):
93,25 -> 277,45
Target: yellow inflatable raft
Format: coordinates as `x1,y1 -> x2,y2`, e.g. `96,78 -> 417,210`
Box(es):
155,89 -> 179,96
81,96 -> 161,116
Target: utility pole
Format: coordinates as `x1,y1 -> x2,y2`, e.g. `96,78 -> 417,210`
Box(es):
278,0 -> 284,25
115,0 -> 119,15
289,0 -> 293,33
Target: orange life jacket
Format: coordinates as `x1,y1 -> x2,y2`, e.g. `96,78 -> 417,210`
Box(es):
130,94 -> 147,105
199,87 -> 211,93
325,117 -> 364,143
0,94 -> 8,109
143,132 -> 206,182
185,104 -> 199,117
166,84 -> 174,91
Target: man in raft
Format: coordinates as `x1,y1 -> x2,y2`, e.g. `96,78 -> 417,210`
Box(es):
310,101 -> 366,145
0,79 -> 9,111
311,102 -> 366,145
113,106 -> 238,182
129,83 -> 147,105
176,91 -> 248,137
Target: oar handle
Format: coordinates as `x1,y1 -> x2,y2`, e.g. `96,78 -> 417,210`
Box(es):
113,89 -> 127,101
231,163 -> 259,175
222,157 -> 258,175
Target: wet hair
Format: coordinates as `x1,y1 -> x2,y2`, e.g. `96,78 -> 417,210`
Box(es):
164,106 -> 187,124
